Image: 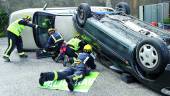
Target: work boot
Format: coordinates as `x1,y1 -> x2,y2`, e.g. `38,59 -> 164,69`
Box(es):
39,72 -> 55,86
66,77 -> 74,91
2,56 -> 10,62
39,76 -> 46,86
19,54 -> 28,58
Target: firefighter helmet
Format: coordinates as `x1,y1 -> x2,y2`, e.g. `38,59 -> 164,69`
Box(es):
24,16 -> 31,21
83,44 -> 92,52
48,28 -> 55,33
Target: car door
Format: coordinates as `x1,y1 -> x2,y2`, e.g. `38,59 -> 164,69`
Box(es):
85,19 -> 132,62
102,20 -> 135,62
33,12 -> 55,48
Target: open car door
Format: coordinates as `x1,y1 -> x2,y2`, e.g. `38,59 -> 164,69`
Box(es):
33,12 -> 55,48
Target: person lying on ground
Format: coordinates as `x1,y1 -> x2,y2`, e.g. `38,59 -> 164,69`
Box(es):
39,44 -> 96,91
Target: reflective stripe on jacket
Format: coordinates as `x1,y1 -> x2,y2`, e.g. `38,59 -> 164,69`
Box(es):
51,32 -> 63,43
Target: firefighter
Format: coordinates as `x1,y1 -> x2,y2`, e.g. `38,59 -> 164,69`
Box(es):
3,16 -> 38,62
36,28 -> 64,59
67,35 -> 86,52
54,35 -> 87,66
44,28 -> 64,52
39,44 -> 96,91
55,41 -> 78,67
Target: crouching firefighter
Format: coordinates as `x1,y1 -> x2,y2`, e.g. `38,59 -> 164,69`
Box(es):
3,16 -> 38,62
54,35 -> 87,66
67,35 -> 87,52
55,42 -> 78,66
39,44 -> 96,91
41,28 -> 64,58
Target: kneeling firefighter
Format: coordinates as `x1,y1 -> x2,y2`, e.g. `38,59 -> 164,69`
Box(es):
55,42 -> 78,66
67,35 -> 87,52
37,28 -> 64,58
39,44 -> 96,91
54,35 -> 87,66
45,28 -> 64,52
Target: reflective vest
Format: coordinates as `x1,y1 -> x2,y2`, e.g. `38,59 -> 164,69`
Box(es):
7,19 -> 25,36
51,32 -> 64,44
67,38 -> 81,51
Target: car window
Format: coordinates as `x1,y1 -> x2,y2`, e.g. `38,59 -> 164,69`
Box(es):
102,20 -> 126,35
102,19 -> 140,43
85,21 -> 130,58
33,12 -> 55,48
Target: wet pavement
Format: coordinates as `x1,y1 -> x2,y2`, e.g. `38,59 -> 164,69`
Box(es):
0,37 -> 159,96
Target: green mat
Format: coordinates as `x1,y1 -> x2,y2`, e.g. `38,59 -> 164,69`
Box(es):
39,72 -> 99,92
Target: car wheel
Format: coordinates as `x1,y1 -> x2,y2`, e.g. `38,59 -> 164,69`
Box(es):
136,38 -> 169,75
76,3 -> 92,26
115,2 -> 131,15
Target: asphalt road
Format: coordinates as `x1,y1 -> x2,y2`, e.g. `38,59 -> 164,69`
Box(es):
0,38 -> 160,96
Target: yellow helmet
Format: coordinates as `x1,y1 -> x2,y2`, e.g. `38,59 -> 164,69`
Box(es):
83,44 -> 92,52
48,28 -> 55,32
24,16 -> 31,21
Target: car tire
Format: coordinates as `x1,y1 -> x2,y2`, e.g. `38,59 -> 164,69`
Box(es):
136,38 -> 169,75
115,2 -> 131,15
76,3 -> 92,27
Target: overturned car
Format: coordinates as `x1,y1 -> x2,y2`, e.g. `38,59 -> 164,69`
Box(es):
73,2 -> 170,95
9,6 -> 77,50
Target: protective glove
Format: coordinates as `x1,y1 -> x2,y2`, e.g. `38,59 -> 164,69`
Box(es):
42,49 -> 46,53
35,25 -> 39,29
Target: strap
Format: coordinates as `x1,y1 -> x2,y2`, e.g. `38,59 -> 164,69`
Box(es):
83,56 -> 90,64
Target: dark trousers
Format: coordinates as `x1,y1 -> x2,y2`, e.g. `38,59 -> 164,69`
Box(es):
65,46 -> 78,58
56,45 -> 78,64
58,46 -> 78,59
45,40 -> 64,52
4,31 -> 24,57
47,40 -> 64,59
57,67 -> 85,84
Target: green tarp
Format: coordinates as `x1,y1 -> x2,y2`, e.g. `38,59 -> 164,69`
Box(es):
40,72 -> 99,92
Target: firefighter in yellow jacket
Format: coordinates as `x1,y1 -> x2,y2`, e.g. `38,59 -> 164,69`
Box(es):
3,16 -> 38,62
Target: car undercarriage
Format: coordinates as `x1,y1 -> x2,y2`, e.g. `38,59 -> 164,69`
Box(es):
73,3 -> 170,95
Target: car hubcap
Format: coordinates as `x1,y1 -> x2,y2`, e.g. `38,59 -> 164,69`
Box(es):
139,44 -> 158,69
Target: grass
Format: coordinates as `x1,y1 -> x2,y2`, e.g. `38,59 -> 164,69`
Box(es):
0,32 -> 6,37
